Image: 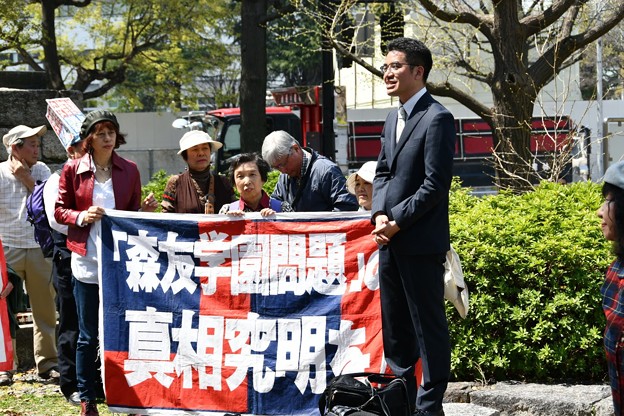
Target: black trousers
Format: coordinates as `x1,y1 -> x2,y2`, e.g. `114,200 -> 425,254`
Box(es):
378,249 -> 450,412
51,243 -> 78,397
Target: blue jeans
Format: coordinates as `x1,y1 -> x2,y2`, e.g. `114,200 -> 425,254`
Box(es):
73,278 -> 100,401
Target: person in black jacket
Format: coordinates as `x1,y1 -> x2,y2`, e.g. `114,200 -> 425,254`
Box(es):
42,135 -> 87,405
371,37 -> 456,416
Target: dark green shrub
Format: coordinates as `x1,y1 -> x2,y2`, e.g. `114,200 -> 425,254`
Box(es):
263,170 -> 280,195
448,180 -> 611,382
141,170 -> 171,212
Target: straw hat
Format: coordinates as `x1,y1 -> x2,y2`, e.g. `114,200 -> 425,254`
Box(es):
178,130 -> 222,154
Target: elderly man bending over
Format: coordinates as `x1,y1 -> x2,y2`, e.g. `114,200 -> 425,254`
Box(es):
261,131 -> 358,212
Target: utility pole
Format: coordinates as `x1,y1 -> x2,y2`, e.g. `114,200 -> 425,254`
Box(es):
320,0 -> 337,160
595,37 -> 604,179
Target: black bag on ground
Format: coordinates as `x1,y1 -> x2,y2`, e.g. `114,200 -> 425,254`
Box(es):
319,372 -> 410,416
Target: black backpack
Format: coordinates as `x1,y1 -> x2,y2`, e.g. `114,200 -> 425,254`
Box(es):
26,179 -> 55,258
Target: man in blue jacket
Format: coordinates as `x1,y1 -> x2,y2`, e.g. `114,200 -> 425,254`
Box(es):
262,130 -> 358,212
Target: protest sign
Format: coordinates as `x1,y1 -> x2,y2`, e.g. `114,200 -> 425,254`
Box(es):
98,210 -> 389,415
45,97 -> 85,148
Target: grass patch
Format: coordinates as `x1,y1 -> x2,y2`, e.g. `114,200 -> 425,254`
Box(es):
0,372 -> 122,416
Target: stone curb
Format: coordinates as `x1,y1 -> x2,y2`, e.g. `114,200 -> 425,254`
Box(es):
443,381 -> 613,416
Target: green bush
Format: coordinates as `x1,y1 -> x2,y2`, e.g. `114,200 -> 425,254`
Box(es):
263,170 -> 280,195
141,170 -> 171,212
447,179 -> 612,383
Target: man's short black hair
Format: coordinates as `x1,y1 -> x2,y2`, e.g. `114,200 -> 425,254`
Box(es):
386,37 -> 433,82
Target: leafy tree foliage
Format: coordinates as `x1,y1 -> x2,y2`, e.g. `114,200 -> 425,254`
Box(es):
267,9 -> 322,87
0,0 -> 234,111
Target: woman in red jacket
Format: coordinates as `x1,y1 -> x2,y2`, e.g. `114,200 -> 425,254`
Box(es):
54,110 -> 157,416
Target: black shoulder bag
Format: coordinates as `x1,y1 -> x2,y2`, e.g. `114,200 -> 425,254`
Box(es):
318,372 -> 411,416
290,151 -> 318,210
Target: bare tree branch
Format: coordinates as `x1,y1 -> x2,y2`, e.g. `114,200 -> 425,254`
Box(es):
521,0 -> 587,37
418,0 -> 492,28
15,46 -> 44,71
428,81 -> 493,124
530,3 -> 624,90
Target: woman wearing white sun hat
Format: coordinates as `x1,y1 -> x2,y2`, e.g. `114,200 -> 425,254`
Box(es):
346,161 -> 377,211
161,130 -> 235,213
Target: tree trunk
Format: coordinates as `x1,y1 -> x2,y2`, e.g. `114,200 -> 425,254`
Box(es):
240,0 -> 268,154
488,0 -> 538,191
40,0 -> 64,90
490,95 -> 535,191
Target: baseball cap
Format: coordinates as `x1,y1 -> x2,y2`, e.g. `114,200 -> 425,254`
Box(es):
69,134 -> 85,148
3,125 -> 47,148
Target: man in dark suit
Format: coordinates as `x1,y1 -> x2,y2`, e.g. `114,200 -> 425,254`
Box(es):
371,37 -> 456,416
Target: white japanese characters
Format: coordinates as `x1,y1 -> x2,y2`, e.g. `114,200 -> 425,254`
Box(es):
109,227 -> 380,395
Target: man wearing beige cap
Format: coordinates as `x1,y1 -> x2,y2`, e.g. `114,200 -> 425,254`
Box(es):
0,125 -> 59,385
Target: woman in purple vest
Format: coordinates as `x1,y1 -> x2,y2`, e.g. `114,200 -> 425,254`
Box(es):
219,153 -> 292,216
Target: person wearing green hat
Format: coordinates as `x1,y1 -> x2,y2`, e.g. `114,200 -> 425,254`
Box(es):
0,124 -> 59,386
54,110 -> 157,416
599,160 -> 624,415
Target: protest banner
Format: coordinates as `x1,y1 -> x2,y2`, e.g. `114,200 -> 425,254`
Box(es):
0,241 -> 14,372
99,210 -> 391,415
45,97 -> 85,148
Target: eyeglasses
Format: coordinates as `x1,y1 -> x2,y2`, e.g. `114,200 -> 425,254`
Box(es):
379,61 -> 413,73
273,148 -> 293,170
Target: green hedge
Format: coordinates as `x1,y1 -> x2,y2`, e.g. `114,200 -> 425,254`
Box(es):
142,171 -> 613,382
448,180 -> 611,382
